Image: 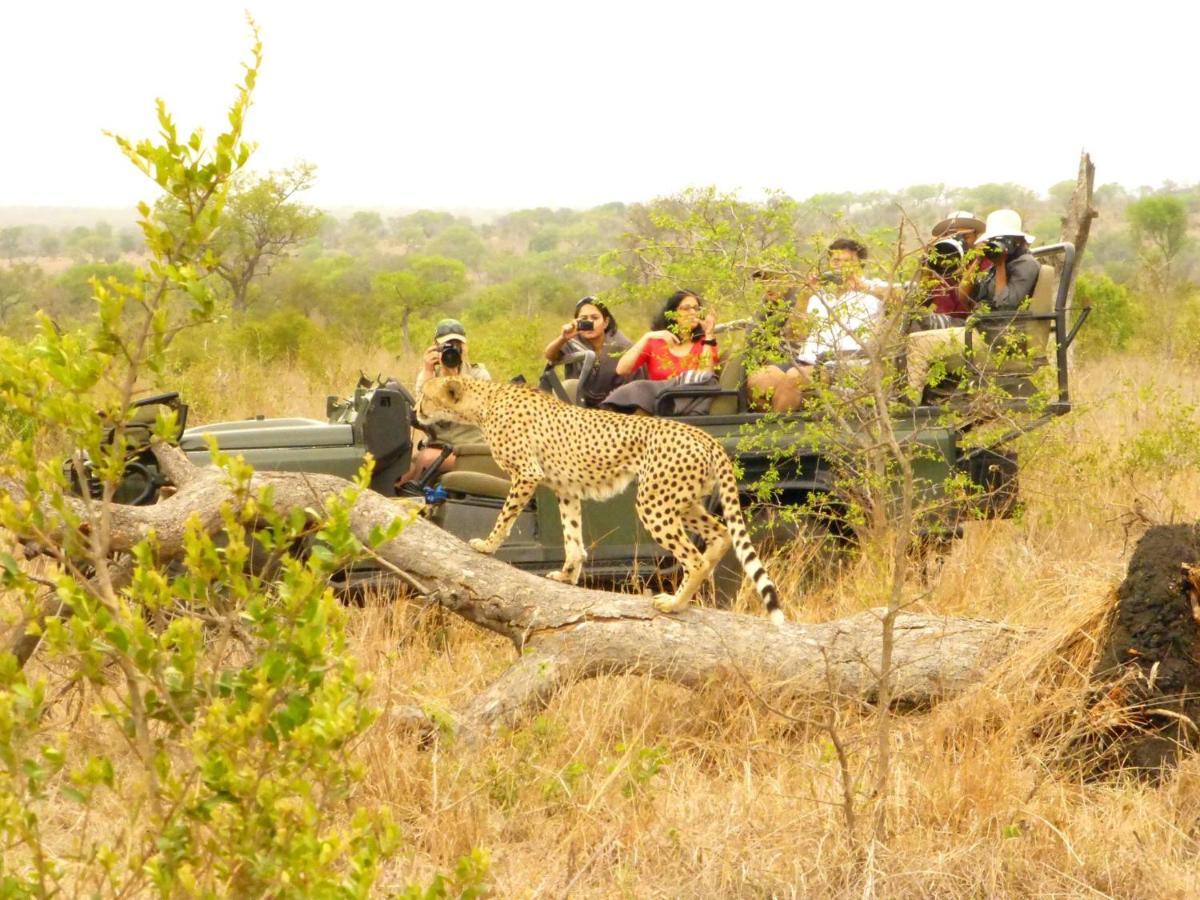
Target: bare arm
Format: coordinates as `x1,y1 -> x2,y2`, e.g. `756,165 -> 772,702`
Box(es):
616,331 -> 676,376
615,335 -> 650,376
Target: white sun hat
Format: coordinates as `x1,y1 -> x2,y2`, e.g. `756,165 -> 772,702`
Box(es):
931,210 -> 986,237
977,208 -> 1036,244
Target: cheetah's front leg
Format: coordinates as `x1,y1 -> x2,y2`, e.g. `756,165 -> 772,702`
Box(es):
546,494 -> 586,584
469,477 -> 539,555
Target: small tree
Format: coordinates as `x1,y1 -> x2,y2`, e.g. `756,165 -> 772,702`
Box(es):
607,190 -> 1048,847
372,254 -> 467,352
0,263 -> 45,328
0,226 -> 25,262
1127,194 -> 1189,294
206,163 -> 323,313
0,28 -> 395,895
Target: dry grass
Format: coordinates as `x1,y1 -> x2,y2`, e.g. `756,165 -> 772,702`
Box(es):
10,352 -> 1200,896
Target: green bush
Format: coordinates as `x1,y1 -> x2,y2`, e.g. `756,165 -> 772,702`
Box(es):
0,30 -> 400,896
230,309 -> 323,366
1074,272 -> 1142,354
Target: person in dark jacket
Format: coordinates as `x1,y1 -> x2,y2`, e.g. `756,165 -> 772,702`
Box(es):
960,208 -> 1039,313
905,209 -> 1040,399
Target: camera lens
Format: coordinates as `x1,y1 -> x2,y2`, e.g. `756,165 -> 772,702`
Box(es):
927,237 -> 965,274
576,318 -> 594,332
440,344 -> 462,370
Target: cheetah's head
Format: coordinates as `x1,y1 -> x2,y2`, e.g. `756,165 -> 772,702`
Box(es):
416,376 -> 486,428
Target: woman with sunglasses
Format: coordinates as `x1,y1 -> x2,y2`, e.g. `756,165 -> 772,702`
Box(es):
601,290 -> 720,415
615,290 -> 718,380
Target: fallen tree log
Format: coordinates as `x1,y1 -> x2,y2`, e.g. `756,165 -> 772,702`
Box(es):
2,443 -> 1032,745
9,449 -> 1197,771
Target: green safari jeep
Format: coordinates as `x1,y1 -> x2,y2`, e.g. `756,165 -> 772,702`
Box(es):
84,244 -> 1086,600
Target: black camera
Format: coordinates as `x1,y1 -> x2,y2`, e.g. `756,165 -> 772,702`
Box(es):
439,343 -> 463,370
575,318 -> 595,333
978,235 -> 1020,259
818,271 -> 843,286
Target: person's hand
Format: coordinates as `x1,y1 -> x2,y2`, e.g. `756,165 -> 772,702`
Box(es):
422,345 -> 441,374
701,311 -> 716,338
560,321 -> 578,340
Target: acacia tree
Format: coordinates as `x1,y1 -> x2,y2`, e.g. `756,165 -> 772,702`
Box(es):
1127,194 -> 1189,295
0,227 -> 24,262
207,163 -> 323,313
0,263 -> 44,328
603,189 -> 1051,846
372,254 -> 467,352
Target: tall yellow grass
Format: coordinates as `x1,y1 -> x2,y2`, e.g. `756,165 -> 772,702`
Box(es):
13,351 -> 1200,896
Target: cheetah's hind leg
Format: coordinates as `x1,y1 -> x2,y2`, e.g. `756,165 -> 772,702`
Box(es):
682,504 -> 732,580
643,509 -> 708,614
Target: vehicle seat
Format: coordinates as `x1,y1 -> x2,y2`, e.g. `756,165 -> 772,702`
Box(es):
710,352 -> 745,415
995,263 -> 1057,372
439,470 -> 512,499
451,442 -> 506,479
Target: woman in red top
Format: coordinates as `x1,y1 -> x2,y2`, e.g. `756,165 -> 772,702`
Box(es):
616,290 -> 718,379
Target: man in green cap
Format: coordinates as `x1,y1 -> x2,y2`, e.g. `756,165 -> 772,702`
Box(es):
403,319 -> 492,485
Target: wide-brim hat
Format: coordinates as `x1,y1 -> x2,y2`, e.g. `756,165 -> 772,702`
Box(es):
433,318 -> 467,346
976,208 -> 1036,244
932,210 -> 986,237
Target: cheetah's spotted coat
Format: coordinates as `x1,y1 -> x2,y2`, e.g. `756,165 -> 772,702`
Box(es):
417,377 -> 783,622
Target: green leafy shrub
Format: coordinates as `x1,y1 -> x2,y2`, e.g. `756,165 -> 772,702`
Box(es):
0,27 -> 399,896
1074,272 -> 1142,354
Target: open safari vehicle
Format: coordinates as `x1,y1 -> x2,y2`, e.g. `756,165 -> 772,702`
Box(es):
85,244 -> 1086,600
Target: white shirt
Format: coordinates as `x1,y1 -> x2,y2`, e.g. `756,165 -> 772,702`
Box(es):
794,287 -> 882,365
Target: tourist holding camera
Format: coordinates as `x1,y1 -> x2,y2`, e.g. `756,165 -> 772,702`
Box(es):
417,318 -> 491,388
905,210 -> 1040,400
403,318 -> 491,486
543,296 -> 634,407
923,210 -> 985,321
957,209 -> 1039,313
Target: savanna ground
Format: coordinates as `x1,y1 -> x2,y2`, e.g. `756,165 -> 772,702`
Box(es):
12,349 -> 1200,897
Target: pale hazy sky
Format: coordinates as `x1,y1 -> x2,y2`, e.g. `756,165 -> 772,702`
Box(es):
3,0 -> 1197,212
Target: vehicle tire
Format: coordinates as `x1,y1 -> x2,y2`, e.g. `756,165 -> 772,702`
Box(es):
964,448 -> 1019,518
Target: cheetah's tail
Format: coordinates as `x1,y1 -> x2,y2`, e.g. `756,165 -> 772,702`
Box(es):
713,452 -> 784,625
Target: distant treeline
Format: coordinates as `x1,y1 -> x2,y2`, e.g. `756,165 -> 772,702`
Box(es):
2,178 -> 1198,377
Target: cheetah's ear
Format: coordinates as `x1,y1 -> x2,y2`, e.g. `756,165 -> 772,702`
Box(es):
444,377 -> 465,404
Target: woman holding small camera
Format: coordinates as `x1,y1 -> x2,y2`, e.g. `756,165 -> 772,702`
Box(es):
543,296 -> 633,407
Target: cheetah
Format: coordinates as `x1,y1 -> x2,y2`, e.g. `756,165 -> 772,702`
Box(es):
416,376 -> 784,623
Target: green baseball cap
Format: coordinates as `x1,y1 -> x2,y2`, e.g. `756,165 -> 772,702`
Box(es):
433,318 -> 467,345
